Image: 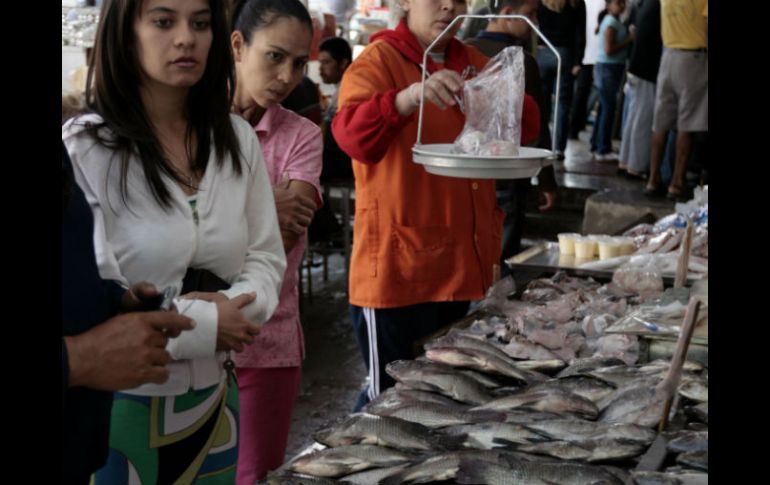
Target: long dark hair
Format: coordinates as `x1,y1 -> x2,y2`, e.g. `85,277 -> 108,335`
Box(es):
231,0 -> 312,41
83,0 -> 241,209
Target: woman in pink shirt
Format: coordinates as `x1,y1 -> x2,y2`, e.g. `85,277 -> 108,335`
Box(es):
230,0 -> 322,482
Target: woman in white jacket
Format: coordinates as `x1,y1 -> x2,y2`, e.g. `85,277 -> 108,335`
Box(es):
61,0 -> 286,483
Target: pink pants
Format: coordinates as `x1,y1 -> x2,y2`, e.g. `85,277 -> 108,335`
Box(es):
235,366 -> 302,484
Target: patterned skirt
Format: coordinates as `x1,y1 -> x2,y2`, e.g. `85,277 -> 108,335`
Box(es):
94,379 -> 239,485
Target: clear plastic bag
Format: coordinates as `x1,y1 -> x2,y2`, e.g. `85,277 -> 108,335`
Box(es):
611,255 -> 664,294
453,46 -> 525,156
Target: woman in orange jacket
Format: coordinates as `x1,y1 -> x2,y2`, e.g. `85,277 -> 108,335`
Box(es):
332,0 -> 541,410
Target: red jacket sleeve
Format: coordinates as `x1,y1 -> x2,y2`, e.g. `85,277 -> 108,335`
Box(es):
331,89 -> 415,165
521,93 -> 540,146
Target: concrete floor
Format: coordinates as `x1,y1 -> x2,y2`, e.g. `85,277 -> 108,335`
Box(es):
285,253 -> 364,461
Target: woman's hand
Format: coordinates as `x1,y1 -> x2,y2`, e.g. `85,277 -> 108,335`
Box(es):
395,69 -> 465,116
273,178 -> 316,251
215,293 -> 261,353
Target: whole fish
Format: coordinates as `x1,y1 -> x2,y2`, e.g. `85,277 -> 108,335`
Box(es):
339,464 -> 410,485
380,450 -> 507,485
386,360 -> 493,405
363,387 -> 466,414
685,402 -> 708,424
667,431 -> 707,454
313,413 -> 464,451
371,400 -> 506,428
426,332 -> 516,363
519,437 -> 647,462
676,450 -> 708,472
455,457 -> 624,484
678,378 -> 708,403
557,357 -> 626,378
531,376 -> 616,403
598,385 -> 667,427
425,346 -> 548,384
513,359 -> 568,373
443,422 -> 550,449
289,445 -> 415,478
524,419 -> 655,445
473,388 -> 599,419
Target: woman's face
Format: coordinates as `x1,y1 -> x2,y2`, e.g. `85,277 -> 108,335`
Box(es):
402,0 -> 468,50
232,16 -> 312,109
608,0 -> 626,16
133,0 -> 213,92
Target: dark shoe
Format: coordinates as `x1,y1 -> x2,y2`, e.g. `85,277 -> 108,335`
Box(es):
644,184 -> 666,197
666,189 -> 690,202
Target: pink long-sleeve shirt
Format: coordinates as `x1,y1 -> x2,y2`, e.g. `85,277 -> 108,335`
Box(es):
235,104 -> 323,368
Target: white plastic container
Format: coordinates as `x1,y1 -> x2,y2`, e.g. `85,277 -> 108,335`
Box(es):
615,237 -> 636,256
558,233 -> 581,255
574,237 -> 598,259
598,238 -> 622,260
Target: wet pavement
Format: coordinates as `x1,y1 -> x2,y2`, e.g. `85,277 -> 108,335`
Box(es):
286,253 -> 364,461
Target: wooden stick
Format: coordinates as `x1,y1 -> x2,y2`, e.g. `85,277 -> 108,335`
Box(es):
658,297 -> 701,431
674,220 -> 694,288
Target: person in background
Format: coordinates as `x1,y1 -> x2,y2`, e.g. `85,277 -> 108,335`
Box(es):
590,0 -> 634,161
318,36 -> 354,181
536,0 -> 586,158
617,0 -> 661,178
63,0 -> 287,482
466,0 -> 558,274
644,0 -> 707,201
62,141 -> 195,484
332,0 -> 541,411
230,0 -> 323,481
567,0 -> 603,144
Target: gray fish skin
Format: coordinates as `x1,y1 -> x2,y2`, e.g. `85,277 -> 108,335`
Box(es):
667,431 -> 708,454
339,464 -> 410,485
513,359 -> 568,373
533,376 -> 616,403
363,387 -> 467,414
684,402 -> 708,424
518,440 -> 593,461
289,445 -> 415,478
386,360 -> 493,405
313,413 -> 462,452
525,419 -> 656,445
557,357 -> 627,378
458,368 -> 507,389
381,450 -> 506,485
631,471 -> 682,485
598,385 -> 666,427
474,387 -> 599,419
503,410 -> 563,424
678,378 -> 708,403
676,450 -> 708,472
425,346 -> 549,384
641,360 -> 705,374
586,366 -> 664,387
266,473 -> 340,485
371,401 -> 506,428
519,438 -> 647,463
455,458 -> 624,485
443,422 -> 551,449
426,333 -> 517,364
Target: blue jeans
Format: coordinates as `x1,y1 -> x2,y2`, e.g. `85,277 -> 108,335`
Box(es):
537,46 -> 575,152
591,63 -> 625,154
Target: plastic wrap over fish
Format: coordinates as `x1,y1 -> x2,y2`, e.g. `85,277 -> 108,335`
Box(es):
453,46 -> 525,156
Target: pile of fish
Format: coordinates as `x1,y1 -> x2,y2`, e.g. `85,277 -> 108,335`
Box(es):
267,274 -> 708,484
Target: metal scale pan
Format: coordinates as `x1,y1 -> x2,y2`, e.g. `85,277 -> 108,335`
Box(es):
411,12 -> 562,179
